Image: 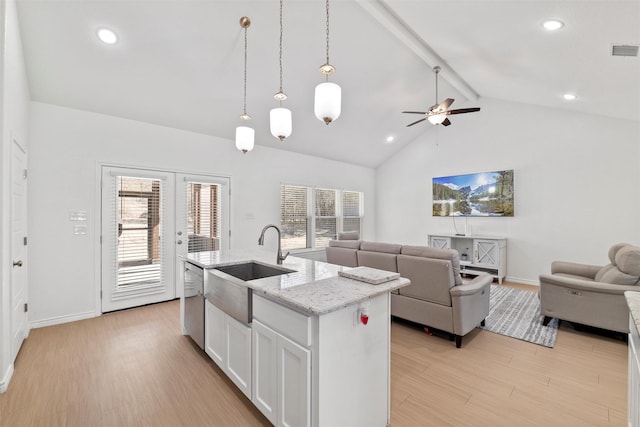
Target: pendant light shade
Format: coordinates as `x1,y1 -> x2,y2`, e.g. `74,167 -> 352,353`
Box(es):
270,107 -> 292,141
235,126 -> 255,153
314,82 -> 341,125
314,0 -> 341,125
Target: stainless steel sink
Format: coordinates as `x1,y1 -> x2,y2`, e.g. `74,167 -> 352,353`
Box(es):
214,261 -> 294,281
206,262 -> 295,325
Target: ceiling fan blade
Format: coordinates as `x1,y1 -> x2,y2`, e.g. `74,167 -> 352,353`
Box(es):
446,107 -> 481,115
442,118 -> 452,126
406,118 -> 427,127
402,111 -> 427,115
438,98 -> 455,110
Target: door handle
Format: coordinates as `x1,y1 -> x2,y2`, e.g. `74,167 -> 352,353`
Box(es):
177,240 -> 183,245
13,260 -> 23,267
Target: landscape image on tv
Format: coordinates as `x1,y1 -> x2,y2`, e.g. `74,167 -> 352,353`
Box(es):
432,170 -> 514,217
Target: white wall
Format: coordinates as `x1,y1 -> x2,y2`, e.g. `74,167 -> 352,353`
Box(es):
0,0 -> 31,392
375,98 -> 640,284
27,102 -> 375,325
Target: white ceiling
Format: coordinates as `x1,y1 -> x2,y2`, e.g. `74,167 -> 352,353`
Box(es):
16,0 -> 640,168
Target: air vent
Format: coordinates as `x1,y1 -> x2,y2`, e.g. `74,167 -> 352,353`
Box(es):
611,44 -> 639,57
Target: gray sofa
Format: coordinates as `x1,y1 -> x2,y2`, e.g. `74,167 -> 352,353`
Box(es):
539,243 -> 640,334
326,240 -> 493,348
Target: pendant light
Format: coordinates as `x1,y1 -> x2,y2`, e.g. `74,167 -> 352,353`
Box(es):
235,16 -> 254,154
314,0 -> 341,125
270,0 -> 292,141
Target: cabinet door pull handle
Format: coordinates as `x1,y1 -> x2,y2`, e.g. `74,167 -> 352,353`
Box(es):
13,260 -> 23,267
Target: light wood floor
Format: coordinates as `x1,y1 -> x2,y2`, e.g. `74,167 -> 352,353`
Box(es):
0,284 -> 628,426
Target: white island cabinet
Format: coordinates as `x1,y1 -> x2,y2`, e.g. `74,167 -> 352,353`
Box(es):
204,300 -> 252,399
626,291 -> 640,427
251,293 -> 391,427
185,250 -> 410,427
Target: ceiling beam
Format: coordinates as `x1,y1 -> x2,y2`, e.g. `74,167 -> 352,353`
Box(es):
355,0 -> 480,101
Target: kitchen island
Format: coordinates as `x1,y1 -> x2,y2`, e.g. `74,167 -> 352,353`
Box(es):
182,250 -> 410,427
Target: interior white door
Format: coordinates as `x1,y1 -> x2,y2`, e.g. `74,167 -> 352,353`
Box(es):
175,174 -> 230,298
10,137 -> 29,361
101,167 -> 176,312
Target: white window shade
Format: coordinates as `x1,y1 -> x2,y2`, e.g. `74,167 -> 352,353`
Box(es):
342,191 -> 363,236
281,185 -> 310,250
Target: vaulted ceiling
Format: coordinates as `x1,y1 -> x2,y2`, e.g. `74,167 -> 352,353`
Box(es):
16,0 -> 640,168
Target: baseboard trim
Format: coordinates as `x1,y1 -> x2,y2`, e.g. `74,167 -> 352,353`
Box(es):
30,310 -> 97,329
505,276 -> 539,286
0,363 -> 14,393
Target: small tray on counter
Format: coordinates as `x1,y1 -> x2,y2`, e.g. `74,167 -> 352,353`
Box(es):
338,266 -> 400,285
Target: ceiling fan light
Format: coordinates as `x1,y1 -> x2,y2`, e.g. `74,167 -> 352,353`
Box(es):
270,107 -> 292,141
314,81 -> 341,125
235,126 -> 255,153
428,113 -> 447,125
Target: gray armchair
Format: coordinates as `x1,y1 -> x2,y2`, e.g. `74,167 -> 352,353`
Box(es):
539,243 -> 640,333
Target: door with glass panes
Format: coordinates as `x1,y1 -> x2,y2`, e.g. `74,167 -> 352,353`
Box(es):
101,167 -> 229,312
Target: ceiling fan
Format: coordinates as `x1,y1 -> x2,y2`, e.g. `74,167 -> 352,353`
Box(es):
403,66 -> 480,127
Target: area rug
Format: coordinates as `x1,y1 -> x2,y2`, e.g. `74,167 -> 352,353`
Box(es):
481,285 -> 559,348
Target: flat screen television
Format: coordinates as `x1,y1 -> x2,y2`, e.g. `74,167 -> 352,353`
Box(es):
432,170 -> 514,217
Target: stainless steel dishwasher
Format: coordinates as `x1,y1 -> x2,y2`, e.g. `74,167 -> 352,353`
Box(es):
184,261 -> 205,349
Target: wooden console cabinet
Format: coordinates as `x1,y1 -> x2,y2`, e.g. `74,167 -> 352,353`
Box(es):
428,234 -> 506,284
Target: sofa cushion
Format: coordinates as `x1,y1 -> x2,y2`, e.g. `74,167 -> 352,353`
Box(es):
594,264 -> 639,286
397,255 -> 454,306
326,246 -> 358,267
593,245 -> 640,285
338,231 -> 360,240
608,243 -> 631,265
401,245 -> 463,286
360,241 -> 402,254
328,240 -> 361,249
615,245 -> 640,277
357,250 -> 398,272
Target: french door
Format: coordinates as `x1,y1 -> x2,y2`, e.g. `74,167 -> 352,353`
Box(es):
101,167 -> 229,313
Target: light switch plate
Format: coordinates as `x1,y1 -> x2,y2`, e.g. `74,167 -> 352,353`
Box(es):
69,211 -> 87,221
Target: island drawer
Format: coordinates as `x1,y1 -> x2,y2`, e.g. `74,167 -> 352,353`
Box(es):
253,294 -> 312,346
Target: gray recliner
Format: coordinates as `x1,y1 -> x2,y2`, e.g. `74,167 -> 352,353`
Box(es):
539,243 -> 640,333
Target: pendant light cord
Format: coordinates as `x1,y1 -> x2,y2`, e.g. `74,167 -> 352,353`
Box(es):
325,0 -> 330,81
279,0 -> 284,96
243,24 -> 248,118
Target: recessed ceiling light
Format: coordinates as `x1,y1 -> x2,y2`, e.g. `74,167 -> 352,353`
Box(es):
563,93 -> 577,101
385,135 -> 395,144
97,28 -> 118,45
542,20 -> 564,31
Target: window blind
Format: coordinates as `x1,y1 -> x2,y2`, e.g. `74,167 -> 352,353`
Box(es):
280,184 -> 364,250
186,181 -> 222,253
342,190 -> 363,235
114,175 -> 165,287
315,188 -> 337,248
280,184 -> 310,250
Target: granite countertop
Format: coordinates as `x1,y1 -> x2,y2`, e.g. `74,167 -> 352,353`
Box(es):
625,291 -> 640,333
185,250 -> 410,316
